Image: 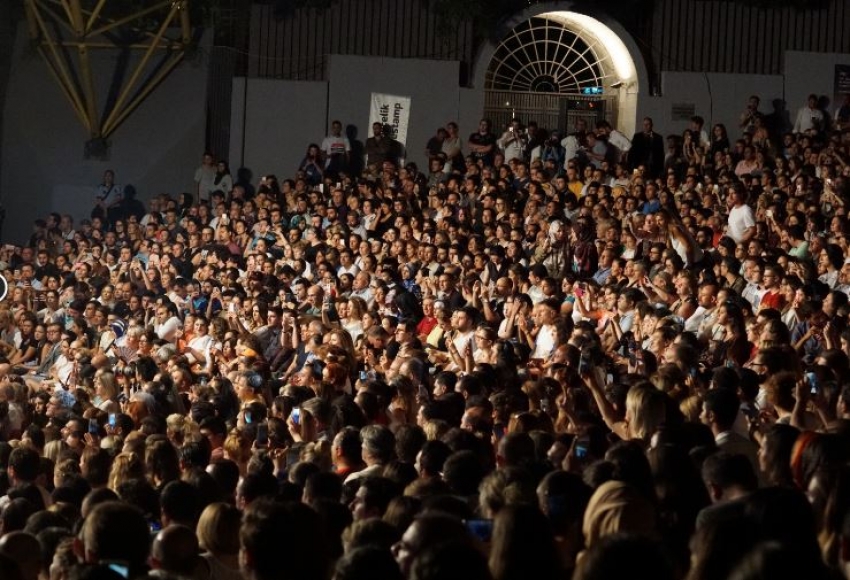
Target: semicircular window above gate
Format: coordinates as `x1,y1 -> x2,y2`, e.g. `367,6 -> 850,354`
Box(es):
485,16 -> 612,94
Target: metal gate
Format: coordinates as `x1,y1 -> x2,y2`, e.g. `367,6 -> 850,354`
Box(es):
483,90 -> 616,135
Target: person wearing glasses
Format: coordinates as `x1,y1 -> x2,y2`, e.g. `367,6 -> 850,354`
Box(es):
473,326 -> 498,365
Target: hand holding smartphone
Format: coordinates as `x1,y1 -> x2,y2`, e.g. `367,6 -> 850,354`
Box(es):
806,371 -> 819,395
256,423 -> 268,446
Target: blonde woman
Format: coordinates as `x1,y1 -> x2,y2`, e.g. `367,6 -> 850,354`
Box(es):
223,430 -> 252,477
343,297 -> 368,343
197,503 -> 243,580
166,413 -> 199,447
108,451 -> 145,491
93,369 -> 119,415
43,439 -> 69,463
584,377 -> 667,444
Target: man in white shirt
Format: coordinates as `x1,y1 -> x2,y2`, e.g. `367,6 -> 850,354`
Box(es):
686,282 -> 718,333
194,152 -> 217,201
349,271 -> 373,305
740,258 -> 766,311
835,259 -> 850,296
497,119 -> 527,163
726,186 -> 755,243
793,94 -> 825,134
597,120 -> 631,162
321,120 -> 351,176
336,250 -> 360,278
183,316 -> 214,371
447,307 -> 476,372
818,245 -> 843,289
153,305 -> 181,343
166,278 -> 190,314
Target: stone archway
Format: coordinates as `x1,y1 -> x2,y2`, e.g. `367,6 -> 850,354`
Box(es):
473,3 -> 646,137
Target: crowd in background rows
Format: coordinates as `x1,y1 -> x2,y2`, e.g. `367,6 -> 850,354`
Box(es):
0,92 -> 849,580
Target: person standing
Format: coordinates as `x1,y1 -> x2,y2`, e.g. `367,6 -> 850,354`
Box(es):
497,118 -> 527,163
725,185 -> 755,244
468,118 -> 497,166
321,120 -> 351,178
628,117 -> 664,179
194,152 -> 217,202
442,121 -> 465,173
365,122 -> 391,168
834,94 -> 850,130
793,93 -> 825,134
92,169 -> 123,224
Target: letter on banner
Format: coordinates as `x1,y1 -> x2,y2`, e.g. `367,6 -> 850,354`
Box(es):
369,93 -> 411,146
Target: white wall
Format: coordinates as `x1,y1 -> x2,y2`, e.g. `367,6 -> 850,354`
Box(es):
457,87 -> 485,145
637,72 -> 784,139
229,78 -> 328,181
327,55 -> 461,171
0,28 -> 209,243
785,50 -> 850,115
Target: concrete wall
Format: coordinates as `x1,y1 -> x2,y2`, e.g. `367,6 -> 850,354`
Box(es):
327,55 -> 462,171
458,87 -> 485,144
229,78 -> 328,183
227,49 -> 850,181
631,51 -> 850,141
785,50 -> 850,115
229,55 -> 467,178
636,72 -> 785,139
0,28 -> 209,244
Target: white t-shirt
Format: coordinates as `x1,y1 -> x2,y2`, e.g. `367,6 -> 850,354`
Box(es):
727,204 -> 755,243
793,106 -> 825,133
194,164 -> 217,199
532,324 -> 557,359
561,135 -> 581,166
498,131 -> 525,162
321,135 -> 351,166
186,334 -> 213,365
154,316 -> 182,342
608,130 -> 632,155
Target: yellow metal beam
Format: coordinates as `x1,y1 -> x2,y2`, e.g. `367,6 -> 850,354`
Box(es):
85,0 -> 108,34
87,0 -> 174,39
26,0 -> 89,132
179,0 -> 191,45
44,0 -> 162,43
36,46 -> 91,131
32,0 -> 75,35
57,0 -> 73,25
68,0 -> 99,137
24,0 -> 40,38
100,2 -> 180,135
25,0 -> 195,141
48,40 -> 174,50
102,51 -> 185,138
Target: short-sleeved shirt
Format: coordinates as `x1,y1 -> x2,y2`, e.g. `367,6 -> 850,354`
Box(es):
321,135 -> 351,166
194,165 -> 217,199
727,204 -> 755,243
468,131 -> 497,165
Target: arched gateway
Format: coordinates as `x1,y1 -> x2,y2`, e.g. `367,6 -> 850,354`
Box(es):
477,7 -> 645,138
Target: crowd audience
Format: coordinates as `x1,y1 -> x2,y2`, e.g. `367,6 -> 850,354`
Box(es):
1,96 -> 850,580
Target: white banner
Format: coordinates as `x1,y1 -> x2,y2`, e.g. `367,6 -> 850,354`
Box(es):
369,93 -> 411,146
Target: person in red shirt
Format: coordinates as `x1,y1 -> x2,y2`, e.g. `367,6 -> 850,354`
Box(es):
758,264 -> 785,312
332,426 -> 365,479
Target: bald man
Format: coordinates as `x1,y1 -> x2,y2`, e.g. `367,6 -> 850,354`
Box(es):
150,524 -> 201,578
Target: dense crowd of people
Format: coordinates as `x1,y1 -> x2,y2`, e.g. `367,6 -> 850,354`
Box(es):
1,93 -> 850,580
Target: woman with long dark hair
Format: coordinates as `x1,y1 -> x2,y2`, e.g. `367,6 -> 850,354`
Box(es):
213,160 -> 233,196
299,144 -> 324,186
